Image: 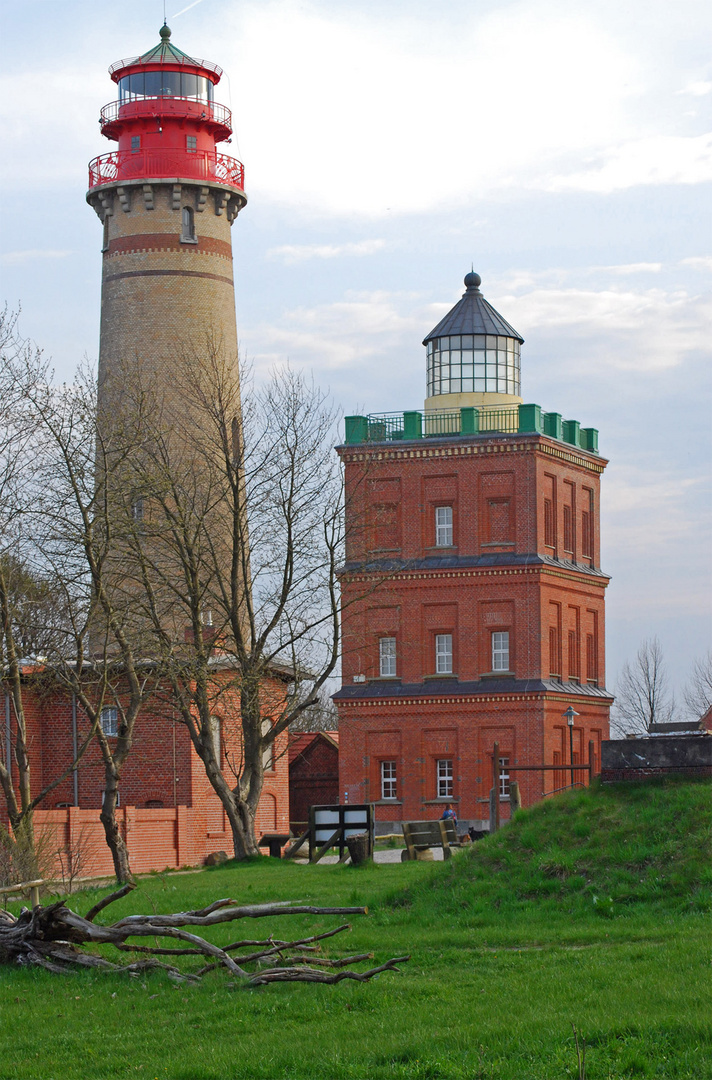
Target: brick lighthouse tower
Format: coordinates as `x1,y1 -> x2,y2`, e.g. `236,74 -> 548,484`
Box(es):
86,24 -> 246,412
336,273 -> 613,830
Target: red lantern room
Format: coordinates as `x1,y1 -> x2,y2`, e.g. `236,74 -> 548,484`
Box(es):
88,23 -> 245,199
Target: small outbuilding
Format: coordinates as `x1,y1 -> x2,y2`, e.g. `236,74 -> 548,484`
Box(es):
288,731 -> 339,832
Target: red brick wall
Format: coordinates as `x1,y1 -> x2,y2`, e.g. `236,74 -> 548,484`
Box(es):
336,431 -> 611,824
1,670 -> 290,869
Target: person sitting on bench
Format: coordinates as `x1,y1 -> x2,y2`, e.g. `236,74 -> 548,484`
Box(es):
441,803 -> 457,827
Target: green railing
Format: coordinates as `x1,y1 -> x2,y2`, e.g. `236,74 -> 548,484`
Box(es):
344,404 -> 598,453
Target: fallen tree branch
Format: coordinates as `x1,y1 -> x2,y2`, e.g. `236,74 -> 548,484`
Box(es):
0,894 -> 407,988
85,882 -> 136,922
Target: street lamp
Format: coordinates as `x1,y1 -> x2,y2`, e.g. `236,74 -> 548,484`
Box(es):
563,706 -> 579,789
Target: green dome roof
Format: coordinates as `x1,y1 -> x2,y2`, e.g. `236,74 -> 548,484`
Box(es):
137,24 -> 199,66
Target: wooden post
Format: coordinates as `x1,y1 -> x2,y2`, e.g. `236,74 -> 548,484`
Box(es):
493,742 -> 501,832
588,739 -> 596,781
308,805 -> 316,863
509,780 -> 522,815
488,788 -> 497,834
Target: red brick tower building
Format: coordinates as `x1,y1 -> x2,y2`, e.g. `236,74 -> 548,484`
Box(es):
335,273 -> 612,829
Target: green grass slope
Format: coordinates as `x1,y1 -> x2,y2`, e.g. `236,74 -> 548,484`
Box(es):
387,777 -> 712,924
0,778 -> 710,1079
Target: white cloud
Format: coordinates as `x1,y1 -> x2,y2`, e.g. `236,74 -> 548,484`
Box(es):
603,263 -> 662,275
231,2 -> 638,215
502,286 -> 710,371
0,250 -> 73,265
246,290 -> 424,374
266,239 -> 386,263
680,256 -> 712,271
677,80 -> 712,96
545,134 -> 712,194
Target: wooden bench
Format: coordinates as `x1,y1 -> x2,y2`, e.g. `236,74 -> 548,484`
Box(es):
400,819 -> 460,861
258,833 -> 292,858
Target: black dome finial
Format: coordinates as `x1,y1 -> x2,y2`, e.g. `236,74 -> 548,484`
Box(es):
160,23 -> 172,40
464,270 -> 481,290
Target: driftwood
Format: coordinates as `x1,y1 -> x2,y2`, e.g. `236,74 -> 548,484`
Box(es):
0,883 -> 409,987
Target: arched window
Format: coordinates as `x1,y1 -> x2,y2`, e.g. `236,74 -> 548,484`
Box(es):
181,206 -> 196,242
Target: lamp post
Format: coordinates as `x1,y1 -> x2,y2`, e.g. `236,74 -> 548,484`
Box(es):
563,706 -> 579,789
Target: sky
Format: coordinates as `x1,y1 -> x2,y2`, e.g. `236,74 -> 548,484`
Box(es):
1,0 -> 710,707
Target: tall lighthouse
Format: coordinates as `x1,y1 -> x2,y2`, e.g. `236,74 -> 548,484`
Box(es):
86,24 -> 246,402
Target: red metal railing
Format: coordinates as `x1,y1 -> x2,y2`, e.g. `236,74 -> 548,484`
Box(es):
88,149 -> 245,191
100,97 -> 232,131
109,55 -> 223,78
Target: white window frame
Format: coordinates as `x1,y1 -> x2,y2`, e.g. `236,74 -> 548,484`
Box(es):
499,757 -> 510,799
262,718 -> 274,772
210,715 -> 221,762
436,759 -> 453,799
181,205 -> 196,242
100,706 -> 118,737
492,631 -> 510,672
435,634 -> 453,674
435,506 -> 453,547
379,637 -> 397,677
380,760 -> 397,800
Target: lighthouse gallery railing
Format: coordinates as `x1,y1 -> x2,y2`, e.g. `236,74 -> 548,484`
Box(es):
88,149 -> 244,190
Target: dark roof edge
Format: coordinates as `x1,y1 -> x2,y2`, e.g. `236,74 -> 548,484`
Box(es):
334,678 -> 614,702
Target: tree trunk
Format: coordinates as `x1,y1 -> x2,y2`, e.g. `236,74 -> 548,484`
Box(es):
225,792 -> 260,860
99,768 -> 132,883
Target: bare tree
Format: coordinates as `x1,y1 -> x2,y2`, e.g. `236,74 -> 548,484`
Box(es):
106,341 -> 380,860
613,637 -> 676,735
0,312 -> 98,876
684,649 -> 712,721
24,360 -> 162,883
288,686 -> 339,733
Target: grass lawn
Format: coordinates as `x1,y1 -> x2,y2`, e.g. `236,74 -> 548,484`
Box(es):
0,779 -> 710,1079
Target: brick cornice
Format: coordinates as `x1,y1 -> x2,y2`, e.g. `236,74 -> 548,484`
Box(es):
343,564 -> 609,587
338,690 -> 613,708
338,435 -> 607,474
106,233 -> 233,260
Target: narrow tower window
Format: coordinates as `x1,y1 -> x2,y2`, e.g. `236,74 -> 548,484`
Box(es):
131,135 -> 141,153
381,761 -> 397,800
186,135 -> 197,153
436,759 -> 453,798
435,506 -> 453,547
181,206 -> 196,242
492,631 -> 510,672
379,637 -> 397,677
435,634 -> 453,674
100,707 -> 119,737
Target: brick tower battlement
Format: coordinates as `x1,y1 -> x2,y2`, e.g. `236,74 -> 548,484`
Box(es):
87,24 -> 246,393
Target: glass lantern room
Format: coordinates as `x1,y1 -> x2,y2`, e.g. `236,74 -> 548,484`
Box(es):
423,272 -> 524,405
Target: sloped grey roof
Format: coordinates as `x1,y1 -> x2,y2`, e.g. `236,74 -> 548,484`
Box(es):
334,677 -> 613,701
423,273 -> 524,345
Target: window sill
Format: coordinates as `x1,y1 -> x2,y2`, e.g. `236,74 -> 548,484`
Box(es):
371,676 -> 401,682
480,541 -> 515,548
376,799 -> 402,806
180,236 -> 198,245
423,673 -> 458,681
422,798 -> 459,805
479,671 -> 514,679
425,545 -> 457,552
